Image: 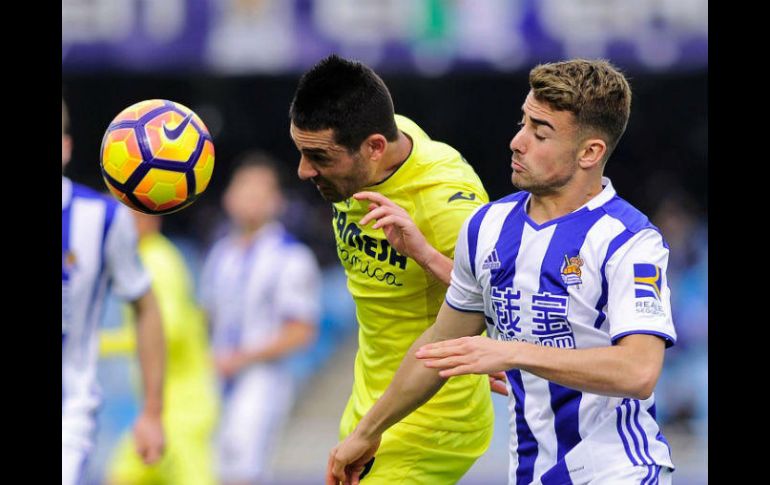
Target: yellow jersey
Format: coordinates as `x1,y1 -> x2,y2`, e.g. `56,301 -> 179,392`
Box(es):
336,115 -> 494,437
100,232 -> 219,428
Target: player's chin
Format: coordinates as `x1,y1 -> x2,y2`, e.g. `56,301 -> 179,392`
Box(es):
317,185 -> 348,203
318,190 -> 345,203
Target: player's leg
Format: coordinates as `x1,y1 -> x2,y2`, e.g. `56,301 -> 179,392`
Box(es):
216,371 -> 293,485
62,443 -> 89,485
358,421 -> 492,484
62,412 -> 97,485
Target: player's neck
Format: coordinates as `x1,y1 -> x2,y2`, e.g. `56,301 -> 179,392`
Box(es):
527,177 -> 604,224
372,130 -> 412,184
238,220 -> 272,243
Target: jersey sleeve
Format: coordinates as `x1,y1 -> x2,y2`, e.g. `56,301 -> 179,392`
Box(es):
605,228 -> 677,346
274,244 -> 322,325
415,178 -> 489,259
445,211 -> 485,312
104,206 -> 151,301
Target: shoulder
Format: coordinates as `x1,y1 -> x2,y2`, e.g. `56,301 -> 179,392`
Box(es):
274,227 -> 316,258
598,195 -> 670,251
395,114 -> 430,141
600,195 -> 659,235
70,181 -> 119,208
466,191 -> 528,227
69,181 -> 123,231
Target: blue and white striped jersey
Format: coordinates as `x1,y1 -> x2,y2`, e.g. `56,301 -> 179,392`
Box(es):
62,176 -> 151,450
200,222 -> 321,357
446,178 -> 676,484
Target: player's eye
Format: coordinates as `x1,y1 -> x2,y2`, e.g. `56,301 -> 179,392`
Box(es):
306,153 -> 328,163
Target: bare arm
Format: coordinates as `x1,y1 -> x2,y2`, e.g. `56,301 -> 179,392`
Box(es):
326,302 -> 485,484
354,191 -> 453,285
216,320 -> 317,378
418,333 -> 666,400
129,289 -> 165,464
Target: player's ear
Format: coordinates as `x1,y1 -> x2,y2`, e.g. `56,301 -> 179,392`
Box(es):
363,134 -> 387,162
577,137 -> 606,170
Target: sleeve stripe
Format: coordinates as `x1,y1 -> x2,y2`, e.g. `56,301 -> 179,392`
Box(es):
611,330 -> 676,348
468,204 -> 492,278
594,229 -> 635,329
445,298 -> 485,314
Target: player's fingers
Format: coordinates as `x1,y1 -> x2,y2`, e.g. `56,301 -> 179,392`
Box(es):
351,468 -> 363,485
145,446 -> 162,465
134,438 -> 147,458
327,450 -> 341,485
424,355 -> 468,370
359,207 -> 391,226
353,191 -> 396,207
372,215 -> 403,230
331,454 -> 347,483
415,343 -> 460,359
139,446 -> 153,465
439,364 -> 475,378
417,337 -> 463,353
489,371 -> 507,381
490,377 -> 509,396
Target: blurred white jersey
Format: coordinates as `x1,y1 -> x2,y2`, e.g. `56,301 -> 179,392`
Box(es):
61,177 -> 151,456
200,221 -> 321,482
201,221 -> 321,356
447,178 -> 676,484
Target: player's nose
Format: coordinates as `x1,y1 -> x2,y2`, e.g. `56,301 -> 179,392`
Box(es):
510,129 -> 526,154
297,156 -> 318,181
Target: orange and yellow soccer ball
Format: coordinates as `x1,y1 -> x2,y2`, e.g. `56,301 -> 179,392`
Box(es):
100,99 -> 215,214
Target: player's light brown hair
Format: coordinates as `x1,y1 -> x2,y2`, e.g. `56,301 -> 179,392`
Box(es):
529,59 -> 632,163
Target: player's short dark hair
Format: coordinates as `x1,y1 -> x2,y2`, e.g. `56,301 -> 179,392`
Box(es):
289,54 -> 399,152
230,150 -> 284,187
530,59 -> 632,163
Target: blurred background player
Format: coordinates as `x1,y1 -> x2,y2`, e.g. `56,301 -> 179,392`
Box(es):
289,55 -> 496,484
200,151 -> 322,485
62,97 -> 166,485
99,211 -> 219,485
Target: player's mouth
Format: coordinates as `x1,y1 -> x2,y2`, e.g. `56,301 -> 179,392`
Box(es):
511,159 -> 525,172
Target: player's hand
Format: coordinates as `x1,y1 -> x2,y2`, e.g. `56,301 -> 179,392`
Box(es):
488,371 -> 509,396
354,191 -> 436,266
215,351 -> 247,378
133,410 -> 165,465
415,335 -> 515,378
326,431 -> 381,485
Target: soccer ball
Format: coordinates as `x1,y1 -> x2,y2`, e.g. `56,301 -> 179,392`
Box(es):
100,99 -> 215,215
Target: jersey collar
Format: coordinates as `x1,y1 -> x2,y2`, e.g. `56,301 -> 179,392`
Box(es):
583,176 -> 617,211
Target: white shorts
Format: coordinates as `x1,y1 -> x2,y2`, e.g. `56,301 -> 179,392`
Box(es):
589,464 -> 673,484
62,409 -> 97,485
62,443 -> 90,485
215,366 -> 294,483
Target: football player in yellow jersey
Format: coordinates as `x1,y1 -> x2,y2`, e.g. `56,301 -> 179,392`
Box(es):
289,55 -> 502,484
100,212 -> 219,485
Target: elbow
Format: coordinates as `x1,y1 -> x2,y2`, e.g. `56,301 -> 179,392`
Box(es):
627,368 -> 660,400
630,384 -> 654,401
